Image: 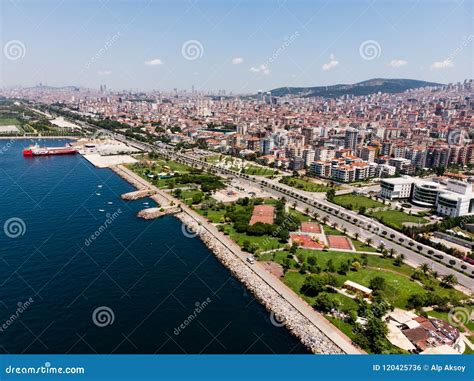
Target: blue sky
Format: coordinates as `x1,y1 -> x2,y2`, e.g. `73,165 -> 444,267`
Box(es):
1,0 -> 472,93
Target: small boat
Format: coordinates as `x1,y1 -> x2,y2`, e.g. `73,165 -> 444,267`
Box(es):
99,209 -> 105,212
96,193 -> 101,196
107,202 -> 113,205
97,185 -> 103,188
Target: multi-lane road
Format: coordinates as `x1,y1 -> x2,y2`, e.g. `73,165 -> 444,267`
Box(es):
74,120 -> 474,290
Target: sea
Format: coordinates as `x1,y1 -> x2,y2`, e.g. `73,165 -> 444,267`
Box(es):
0,139 -> 307,354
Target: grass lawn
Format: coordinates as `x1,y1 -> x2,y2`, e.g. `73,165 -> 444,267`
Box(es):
151,158 -> 192,173
287,249 -> 467,309
368,209 -> 429,230
331,194 -> 384,210
0,117 -> 20,125
226,225 -> 283,251
179,190 -> 203,206
352,240 -> 378,252
196,208 -> 226,223
258,251 -> 299,269
280,176 -> 337,192
243,165 -> 275,177
323,224 -> 344,235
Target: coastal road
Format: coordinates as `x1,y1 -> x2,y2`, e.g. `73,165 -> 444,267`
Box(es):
163,151 -> 474,290
66,120 -> 474,290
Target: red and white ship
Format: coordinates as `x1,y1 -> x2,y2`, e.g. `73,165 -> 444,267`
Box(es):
23,144 -> 78,157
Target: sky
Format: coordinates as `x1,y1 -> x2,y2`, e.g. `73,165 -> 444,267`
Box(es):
1,0 -> 473,93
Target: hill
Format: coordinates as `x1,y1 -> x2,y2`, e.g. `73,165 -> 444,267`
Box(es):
269,78 -> 442,98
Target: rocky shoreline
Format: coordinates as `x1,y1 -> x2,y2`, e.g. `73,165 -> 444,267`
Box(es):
176,212 -> 344,354
111,163 -> 347,354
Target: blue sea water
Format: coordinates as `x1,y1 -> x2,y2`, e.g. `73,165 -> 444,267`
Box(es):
0,139 -> 307,354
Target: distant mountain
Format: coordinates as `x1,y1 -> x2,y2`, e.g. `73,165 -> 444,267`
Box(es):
269,78 -> 443,98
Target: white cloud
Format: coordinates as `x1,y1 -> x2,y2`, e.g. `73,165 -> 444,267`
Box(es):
388,59 -> 408,68
145,58 -> 163,66
232,57 -> 244,65
250,64 -> 270,75
322,54 -> 339,71
430,59 -> 454,69
98,70 -> 111,76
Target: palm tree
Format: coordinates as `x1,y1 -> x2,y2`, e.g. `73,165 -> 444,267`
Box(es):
441,274 -> 458,288
366,237 -> 373,246
354,232 -> 360,240
388,248 -> 396,258
419,263 -> 431,275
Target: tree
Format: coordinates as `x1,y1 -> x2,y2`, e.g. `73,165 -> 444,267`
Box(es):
300,274 -> 326,297
407,294 -> 426,309
419,263 -> 431,275
369,276 -> 386,291
441,274 -> 458,288
314,293 -> 338,312
326,188 -> 336,200
393,254 -> 404,266
366,237 -> 373,247
326,259 -> 335,273
388,248 -> 396,258
358,206 -> 366,215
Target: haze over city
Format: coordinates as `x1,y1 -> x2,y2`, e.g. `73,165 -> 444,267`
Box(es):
1,0 -> 473,92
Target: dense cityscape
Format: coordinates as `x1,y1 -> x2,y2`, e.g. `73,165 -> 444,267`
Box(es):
1,1 -> 473,378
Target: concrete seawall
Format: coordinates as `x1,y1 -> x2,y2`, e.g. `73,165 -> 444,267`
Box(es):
110,164 -> 362,354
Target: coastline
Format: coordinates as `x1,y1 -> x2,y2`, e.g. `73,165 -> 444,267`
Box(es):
110,164 -> 362,355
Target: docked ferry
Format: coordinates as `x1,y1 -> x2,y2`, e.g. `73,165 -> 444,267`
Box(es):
23,144 -> 78,156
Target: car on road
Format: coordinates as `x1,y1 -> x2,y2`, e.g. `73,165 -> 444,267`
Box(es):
246,255 -> 255,264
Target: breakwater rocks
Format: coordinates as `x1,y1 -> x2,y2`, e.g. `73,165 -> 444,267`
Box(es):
176,212 -> 344,354
137,207 -> 181,220
121,189 -> 157,200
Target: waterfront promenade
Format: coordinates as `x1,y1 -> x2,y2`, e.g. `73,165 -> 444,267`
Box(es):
112,164 -> 363,354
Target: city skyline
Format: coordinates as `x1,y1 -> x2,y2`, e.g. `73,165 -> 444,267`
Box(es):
1,0 -> 473,92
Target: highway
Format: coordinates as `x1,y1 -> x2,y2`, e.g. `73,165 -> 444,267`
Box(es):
74,120 -> 474,290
